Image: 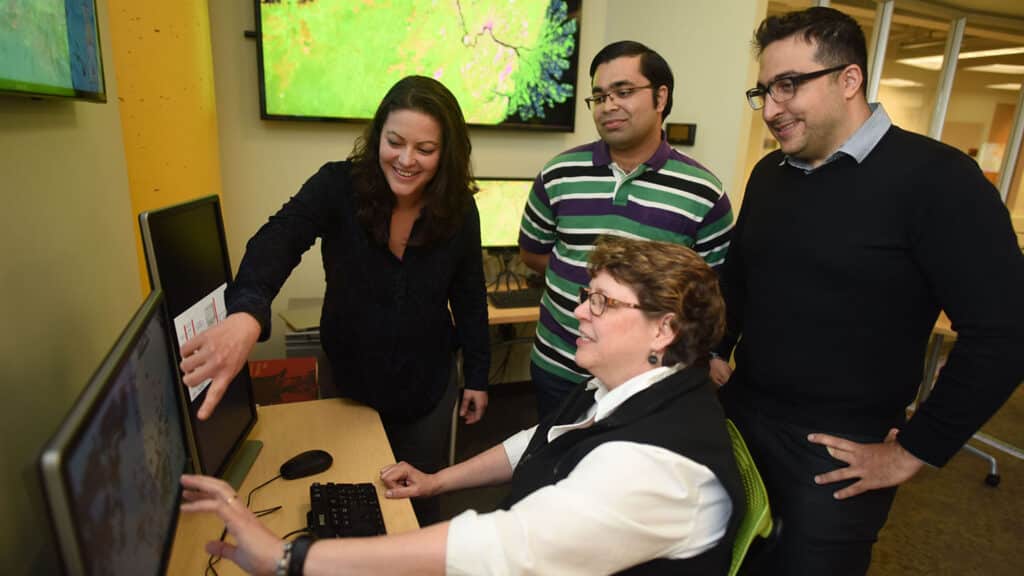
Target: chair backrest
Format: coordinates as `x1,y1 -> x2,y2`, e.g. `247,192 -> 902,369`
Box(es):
725,418 -> 773,576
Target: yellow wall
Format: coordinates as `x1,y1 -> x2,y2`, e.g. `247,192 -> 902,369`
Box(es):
107,0 -> 223,291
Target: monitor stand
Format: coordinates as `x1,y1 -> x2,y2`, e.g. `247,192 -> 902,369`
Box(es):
489,248 -> 528,293
220,439 -> 264,491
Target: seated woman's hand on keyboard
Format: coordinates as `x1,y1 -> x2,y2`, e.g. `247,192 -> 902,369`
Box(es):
379,461 -> 440,499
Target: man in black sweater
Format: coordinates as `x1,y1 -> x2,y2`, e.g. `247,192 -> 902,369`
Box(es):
712,7 -> 1024,575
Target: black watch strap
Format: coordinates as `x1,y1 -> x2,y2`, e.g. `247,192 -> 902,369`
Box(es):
288,535 -> 314,576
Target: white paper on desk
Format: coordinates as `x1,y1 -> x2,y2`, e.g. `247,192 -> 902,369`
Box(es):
174,283 -> 228,402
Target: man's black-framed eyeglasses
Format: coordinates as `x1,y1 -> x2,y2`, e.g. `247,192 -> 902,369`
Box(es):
745,64 -> 850,110
584,85 -> 654,109
578,287 -> 644,316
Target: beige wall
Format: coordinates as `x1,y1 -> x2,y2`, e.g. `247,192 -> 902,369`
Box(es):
208,0 -> 764,360
0,1 -> 140,571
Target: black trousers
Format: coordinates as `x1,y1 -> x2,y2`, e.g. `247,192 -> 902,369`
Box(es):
724,396 -> 898,576
380,357 -> 458,527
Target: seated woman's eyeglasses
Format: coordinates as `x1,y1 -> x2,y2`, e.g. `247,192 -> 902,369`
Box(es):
579,287 -> 644,316
745,64 -> 849,110
584,85 -> 653,109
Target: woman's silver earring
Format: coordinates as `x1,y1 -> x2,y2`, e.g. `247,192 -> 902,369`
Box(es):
647,352 -> 659,366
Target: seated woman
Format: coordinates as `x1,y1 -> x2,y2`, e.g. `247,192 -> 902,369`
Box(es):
181,235 -> 744,576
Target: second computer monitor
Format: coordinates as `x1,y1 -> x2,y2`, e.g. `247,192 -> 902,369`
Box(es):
474,177 -> 533,250
139,195 -> 259,484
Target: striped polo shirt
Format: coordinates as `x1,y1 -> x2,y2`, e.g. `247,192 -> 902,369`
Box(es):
519,138 -> 733,382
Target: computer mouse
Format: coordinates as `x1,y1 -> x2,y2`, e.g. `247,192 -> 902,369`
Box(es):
280,449 -> 333,480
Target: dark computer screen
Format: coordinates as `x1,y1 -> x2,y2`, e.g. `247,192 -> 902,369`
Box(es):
39,290 -> 188,575
474,177 -> 534,249
139,195 -> 258,478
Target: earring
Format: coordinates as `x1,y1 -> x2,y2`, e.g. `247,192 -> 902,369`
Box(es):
647,352 -> 659,366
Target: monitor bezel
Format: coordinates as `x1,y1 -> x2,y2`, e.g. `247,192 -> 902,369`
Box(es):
138,194 -> 259,478
38,290 -> 187,576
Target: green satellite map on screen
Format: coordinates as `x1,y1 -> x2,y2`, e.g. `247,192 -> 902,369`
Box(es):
259,0 -> 578,125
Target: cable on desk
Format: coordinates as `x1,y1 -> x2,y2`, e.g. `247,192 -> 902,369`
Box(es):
282,527 -> 312,540
205,474 -> 284,576
255,505 -> 283,517
247,473 -> 282,508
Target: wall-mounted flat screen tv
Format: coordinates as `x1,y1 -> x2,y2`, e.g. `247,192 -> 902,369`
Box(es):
255,0 -> 581,131
0,0 -> 106,102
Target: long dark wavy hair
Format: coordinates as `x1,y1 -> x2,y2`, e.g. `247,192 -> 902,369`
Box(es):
349,76 -> 477,245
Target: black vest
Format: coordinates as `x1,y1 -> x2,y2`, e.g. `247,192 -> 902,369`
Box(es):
501,366 -> 744,575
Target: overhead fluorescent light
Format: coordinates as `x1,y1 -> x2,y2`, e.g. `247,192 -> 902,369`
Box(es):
986,83 -> 1021,91
879,78 -> 924,88
966,64 -> 1024,75
897,55 -> 943,71
959,47 -> 1024,60
897,46 -> 1024,71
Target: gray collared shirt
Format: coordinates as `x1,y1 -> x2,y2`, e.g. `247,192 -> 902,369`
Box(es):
783,102 -> 892,173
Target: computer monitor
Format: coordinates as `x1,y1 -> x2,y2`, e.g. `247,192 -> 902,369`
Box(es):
139,195 -> 260,488
39,290 -> 188,576
474,177 -> 533,250
475,177 -> 536,294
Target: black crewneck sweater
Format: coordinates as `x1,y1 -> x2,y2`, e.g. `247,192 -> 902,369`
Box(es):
718,125 -> 1024,466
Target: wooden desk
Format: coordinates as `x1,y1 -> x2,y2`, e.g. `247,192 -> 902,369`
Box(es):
166,399 -> 418,575
918,312 -> 954,405
487,301 -> 540,325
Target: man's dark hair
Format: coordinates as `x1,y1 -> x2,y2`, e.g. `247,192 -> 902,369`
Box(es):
589,40 -> 674,119
754,7 -> 868,96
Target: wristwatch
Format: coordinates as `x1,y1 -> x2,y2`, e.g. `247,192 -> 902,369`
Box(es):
288,535 -> 314,576
275,540 -> 293,576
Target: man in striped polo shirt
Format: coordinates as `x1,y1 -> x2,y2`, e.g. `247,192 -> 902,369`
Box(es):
518,40 -> 734,418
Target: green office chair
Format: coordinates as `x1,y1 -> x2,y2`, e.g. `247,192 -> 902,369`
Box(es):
726,418 -> 774,576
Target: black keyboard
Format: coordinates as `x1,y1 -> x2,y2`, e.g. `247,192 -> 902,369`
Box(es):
307,482 -> 386,538
489,287 -> 543,308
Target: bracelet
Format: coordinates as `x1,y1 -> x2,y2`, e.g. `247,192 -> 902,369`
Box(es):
288,535 -> 314,576
275,540 -> 293,576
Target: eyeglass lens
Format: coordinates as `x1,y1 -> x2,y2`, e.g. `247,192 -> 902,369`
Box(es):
579,287 -> 607,315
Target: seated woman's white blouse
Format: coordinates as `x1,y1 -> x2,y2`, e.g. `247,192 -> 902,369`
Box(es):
445,365 -> 733,576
